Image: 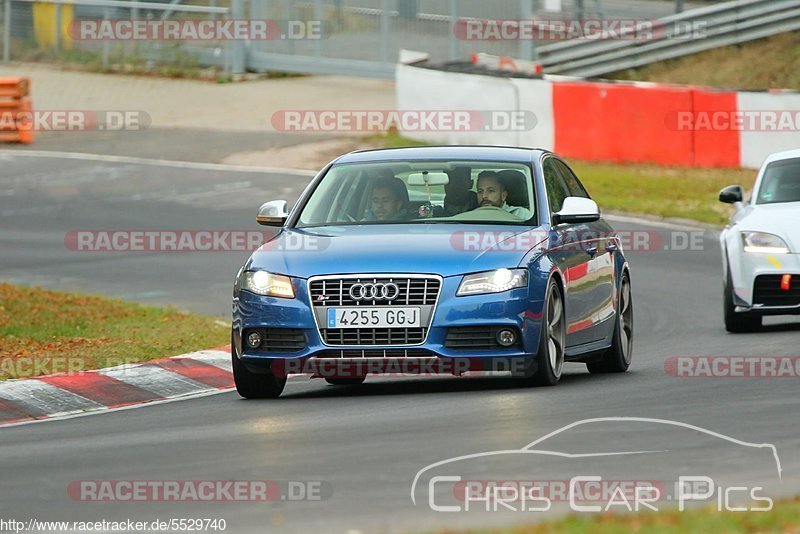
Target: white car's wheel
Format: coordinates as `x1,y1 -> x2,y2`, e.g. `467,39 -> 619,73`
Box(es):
723,268 -> 762,333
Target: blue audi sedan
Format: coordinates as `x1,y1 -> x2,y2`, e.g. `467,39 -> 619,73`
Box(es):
232,146 -> 633,398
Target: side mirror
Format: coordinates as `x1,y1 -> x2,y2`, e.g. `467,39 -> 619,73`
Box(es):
256,200 -> 289,227
553,197 -> 600,225
719,185 -> 744,204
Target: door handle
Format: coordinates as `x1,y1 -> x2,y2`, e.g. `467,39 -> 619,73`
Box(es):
585,245 -> 598,257
606,242 -> 619,252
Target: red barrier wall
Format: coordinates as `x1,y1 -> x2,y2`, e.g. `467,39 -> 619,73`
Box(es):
553,81 -> 740,168
691,89 -> 740,168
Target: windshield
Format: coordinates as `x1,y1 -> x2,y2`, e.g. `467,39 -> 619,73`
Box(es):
296,160 -> 536,228
757,158 -> 800,205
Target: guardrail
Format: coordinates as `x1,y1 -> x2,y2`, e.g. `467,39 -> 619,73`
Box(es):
0,77 -> 34,143
538,0 -> 800,77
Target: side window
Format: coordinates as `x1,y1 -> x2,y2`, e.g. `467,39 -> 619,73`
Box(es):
554,159 -> 591,199
542,158 -> 570,214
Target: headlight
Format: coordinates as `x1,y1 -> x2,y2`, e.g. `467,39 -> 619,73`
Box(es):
457,268 -> 528,296
741,232 -> 790,254
241,271 -> 295,298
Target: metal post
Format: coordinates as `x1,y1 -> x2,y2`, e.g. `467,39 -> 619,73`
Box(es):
676,0 -> 684,13
448,0 -> 458,61
54,2 -> 61,53
231,0 -> 245,74
314,0 -> 323,58
575,0 -> 584,20
3,0 -> 10,63
286,0 -> 295,55
102,7 -> 110,69
381,0 -> 390,64
519,0 -> 536,61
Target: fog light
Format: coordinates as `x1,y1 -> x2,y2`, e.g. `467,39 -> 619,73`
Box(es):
246,331 -> 262,349
781,274 -> 792,292
496,329 -> 517,347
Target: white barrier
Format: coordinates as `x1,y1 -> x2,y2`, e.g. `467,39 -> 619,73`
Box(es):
738,91 -> 800,169
396,64 -> 526,147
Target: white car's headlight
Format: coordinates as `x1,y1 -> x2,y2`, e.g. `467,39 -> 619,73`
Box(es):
457,268 -> 528,296
241,271 -> 295,298
741,232 -> 790,254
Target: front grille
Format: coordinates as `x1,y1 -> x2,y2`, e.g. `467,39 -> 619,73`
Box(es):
310,275 -> 441,346
315,349 -> 435,358
445,326 -> 521,350
753,275 -> 800,307
244,328 -> 306,352
321,327 -> 427,345
309,277 -> 440,307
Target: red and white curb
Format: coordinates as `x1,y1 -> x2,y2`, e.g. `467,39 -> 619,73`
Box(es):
0,346 -> 233,427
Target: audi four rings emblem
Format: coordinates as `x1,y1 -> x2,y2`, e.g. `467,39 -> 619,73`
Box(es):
349,282 -> 400,301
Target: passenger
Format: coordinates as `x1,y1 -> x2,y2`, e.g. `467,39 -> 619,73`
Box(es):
475,171 -> 533,220
363,176 -> 410,221
442,167 -> 479,216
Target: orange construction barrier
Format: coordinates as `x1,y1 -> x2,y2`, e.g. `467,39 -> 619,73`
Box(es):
0,78 -> 35,144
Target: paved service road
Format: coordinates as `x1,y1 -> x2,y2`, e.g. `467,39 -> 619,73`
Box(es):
1,152 -> 799,533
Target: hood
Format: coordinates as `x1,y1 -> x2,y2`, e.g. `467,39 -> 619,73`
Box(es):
247,224 -> 548,279
738,202 -> 800,252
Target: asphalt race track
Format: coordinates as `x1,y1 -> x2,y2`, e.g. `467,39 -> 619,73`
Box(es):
2,152 -> 800,533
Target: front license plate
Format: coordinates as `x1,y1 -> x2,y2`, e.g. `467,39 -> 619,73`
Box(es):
327,307 -> 421,329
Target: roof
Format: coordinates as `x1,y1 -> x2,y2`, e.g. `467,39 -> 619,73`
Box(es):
764,149 -> 800,165
333,145 -> 547,165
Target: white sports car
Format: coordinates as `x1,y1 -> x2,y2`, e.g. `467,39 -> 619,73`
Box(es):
719,149 -> 800,332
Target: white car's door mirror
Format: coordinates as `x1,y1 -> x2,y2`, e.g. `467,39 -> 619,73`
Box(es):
719,185 -> 744,204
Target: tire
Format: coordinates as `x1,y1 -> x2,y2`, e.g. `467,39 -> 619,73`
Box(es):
325,377 -> 366,386
231,334 -> 286,399
723,270 -> 762,333
521,279 -> 565,387
587,272 -> 633,374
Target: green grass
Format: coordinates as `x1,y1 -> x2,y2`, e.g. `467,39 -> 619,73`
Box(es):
440,496 -> 800,533
569,161 -> 756,225
611,31 -> 800,90
366,130 -> 429,148
0,283 -> 229,379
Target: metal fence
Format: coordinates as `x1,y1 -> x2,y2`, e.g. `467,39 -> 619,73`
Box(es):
538,0 -> 800,77
1,0 -> 733,78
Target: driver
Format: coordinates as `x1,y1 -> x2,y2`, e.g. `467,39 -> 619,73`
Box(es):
363,177 -> 410,221
476,171 -> 532,220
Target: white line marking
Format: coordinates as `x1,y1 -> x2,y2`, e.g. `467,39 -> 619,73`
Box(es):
0,149 -> 317,177
605,213 -> 719,232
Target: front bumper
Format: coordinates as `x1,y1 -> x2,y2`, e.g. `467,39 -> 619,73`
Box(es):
731,252 -> 800,314
232,275 -> 545,372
